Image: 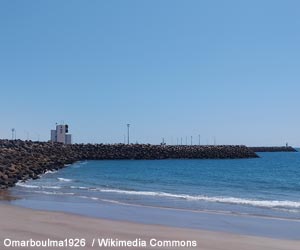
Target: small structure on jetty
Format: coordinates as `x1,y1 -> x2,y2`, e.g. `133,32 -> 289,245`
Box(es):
50,124 -> 72,144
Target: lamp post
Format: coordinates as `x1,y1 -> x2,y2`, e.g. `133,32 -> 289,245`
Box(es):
11,128 -> 15,140
127,124 -> 130,145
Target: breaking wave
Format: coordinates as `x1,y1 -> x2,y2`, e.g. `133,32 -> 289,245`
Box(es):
57,178 -> 73,182
69,186 -> 300,209
16,183 -> 300,210
16,182 -> 39,189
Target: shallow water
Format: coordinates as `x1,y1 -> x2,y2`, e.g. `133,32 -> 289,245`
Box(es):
10,152 -> 300,219
3,152 -> 300,239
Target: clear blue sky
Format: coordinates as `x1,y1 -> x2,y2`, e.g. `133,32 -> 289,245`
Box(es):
0,0 -> 299,146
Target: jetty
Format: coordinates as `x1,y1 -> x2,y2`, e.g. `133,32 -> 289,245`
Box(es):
0,140 -> 258,189
250,146 -> 297,152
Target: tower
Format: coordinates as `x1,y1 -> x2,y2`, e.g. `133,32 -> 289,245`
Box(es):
50,124 -> 72,144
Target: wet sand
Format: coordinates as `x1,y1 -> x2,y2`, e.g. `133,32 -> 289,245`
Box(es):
0,204 -> 299,250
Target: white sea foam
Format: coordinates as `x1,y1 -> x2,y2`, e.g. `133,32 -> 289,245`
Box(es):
101,199 -> 130,205
33,191 -> 75,196
41,186 -> 61,190
78,195 -> 99,201
44,170 -> 57,174
16,182 -> 39,189
91,188 -> 300,209
17,181 -> 300,211
70,186 -> 89,190
28,182 -> 300,210
57,178 -> 73,182
16,182 -> 62,190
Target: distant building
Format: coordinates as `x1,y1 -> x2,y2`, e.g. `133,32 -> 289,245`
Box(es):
50,124 -> 72,144
65,134 -> 72,145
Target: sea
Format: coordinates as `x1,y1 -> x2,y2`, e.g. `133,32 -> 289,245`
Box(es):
5,151 -> 300,239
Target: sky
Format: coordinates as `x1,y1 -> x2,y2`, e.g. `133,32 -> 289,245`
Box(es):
0,0 -> 299,146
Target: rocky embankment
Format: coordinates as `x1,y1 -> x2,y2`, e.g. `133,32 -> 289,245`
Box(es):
250,146 -> 297,152
0,140 -> 258,189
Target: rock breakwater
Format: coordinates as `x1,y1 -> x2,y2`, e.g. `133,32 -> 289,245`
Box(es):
250,146 -> 297,152
0,140 -> 258,189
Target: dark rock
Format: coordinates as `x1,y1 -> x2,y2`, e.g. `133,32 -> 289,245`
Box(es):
249,146 -> 297,152
0,139 -> 258,189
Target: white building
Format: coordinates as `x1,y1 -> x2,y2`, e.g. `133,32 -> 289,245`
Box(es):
50,124 -> 72,144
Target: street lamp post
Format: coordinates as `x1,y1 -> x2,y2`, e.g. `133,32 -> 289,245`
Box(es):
127,124 -> 130,145
11,128 -> 15,140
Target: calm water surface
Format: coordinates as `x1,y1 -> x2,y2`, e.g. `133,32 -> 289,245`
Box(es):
10,152 -> 300,220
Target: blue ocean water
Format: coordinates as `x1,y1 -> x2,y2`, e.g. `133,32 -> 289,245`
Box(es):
10,152 -> 300,220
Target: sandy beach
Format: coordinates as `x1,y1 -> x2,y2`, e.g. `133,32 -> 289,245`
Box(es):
0,204 -> 299,250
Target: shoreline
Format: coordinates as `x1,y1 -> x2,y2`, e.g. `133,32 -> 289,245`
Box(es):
0,204 -> 299,250
5,195 -> 300,241
8,189 -> 300,223
4,153 -> 300,242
